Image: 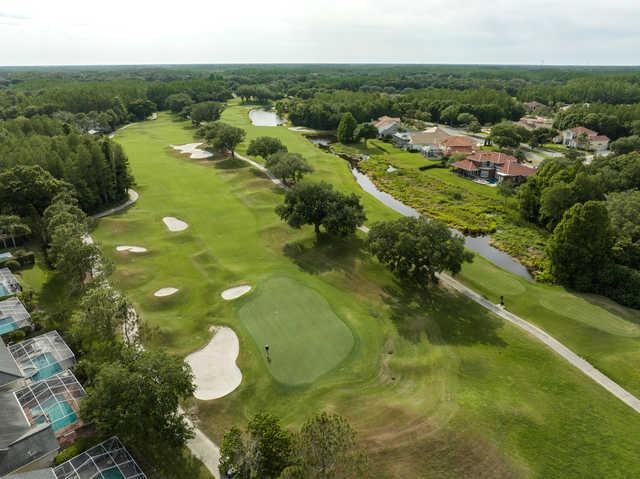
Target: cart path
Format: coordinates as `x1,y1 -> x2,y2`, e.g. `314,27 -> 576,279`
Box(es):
92,188 -> 223,479
236,150 -> 640,415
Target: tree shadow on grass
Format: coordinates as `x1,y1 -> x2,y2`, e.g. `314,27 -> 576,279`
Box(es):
283,236 -> 363,275
214,157 -> 250,170
382,283 -> 506,347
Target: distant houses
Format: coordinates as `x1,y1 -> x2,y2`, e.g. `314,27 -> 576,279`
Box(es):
451,151 -> 536,184
392,127 -> 451,156
373,116 -> 402,137
518,116 -> 554,131
559,126 -> 610,151
524,101 -> 546,113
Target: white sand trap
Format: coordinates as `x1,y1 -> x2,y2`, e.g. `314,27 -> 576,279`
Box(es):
171,143 -> 213,159
221,285 -> 252,300
154,287 -> 179,297
116,245 -> 148,253
163,216 -> 189,232
186,326 -> 242,400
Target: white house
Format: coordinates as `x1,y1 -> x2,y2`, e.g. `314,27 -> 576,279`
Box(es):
373,116 -> 401,137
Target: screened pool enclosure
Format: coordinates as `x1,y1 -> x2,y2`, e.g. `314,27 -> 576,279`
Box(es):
0,297 -> 32,336
9,330 -> 76,381
54,437 -> 147,479
14,369 -> 86,437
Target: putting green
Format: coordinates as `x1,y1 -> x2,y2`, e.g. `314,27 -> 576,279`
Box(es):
238,276 -> 354,385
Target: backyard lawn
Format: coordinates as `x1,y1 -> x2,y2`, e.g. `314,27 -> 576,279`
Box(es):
92,109 -> 640,478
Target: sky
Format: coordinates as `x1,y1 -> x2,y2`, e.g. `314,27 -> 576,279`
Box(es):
1,0 -> 639,66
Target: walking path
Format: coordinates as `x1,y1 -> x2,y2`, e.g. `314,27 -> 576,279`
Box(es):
91,187 -> 223,478
92,189 -> 139,219
235,148 -> 640,415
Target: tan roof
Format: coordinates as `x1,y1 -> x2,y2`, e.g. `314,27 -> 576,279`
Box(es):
408,127 -> 451,146
569,126 -> 597,136
590,135 -> 610,142
373,116 -> 401,129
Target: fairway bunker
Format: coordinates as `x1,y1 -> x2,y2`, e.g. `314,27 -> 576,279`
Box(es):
154,287 -> 179,297
116,245 -> 148,253
186,326 -> 242,400
163,216 -> 189,232
221,285 -> 252,300
171,142 -> 213,159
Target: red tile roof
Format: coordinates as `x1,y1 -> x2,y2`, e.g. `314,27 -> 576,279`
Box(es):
467,151 -> 517,164
590,135 -> 610,142
442,135 -> 476,147
451,159 -> 479,172
569,126 -> 597,136
497,159 -> 536,177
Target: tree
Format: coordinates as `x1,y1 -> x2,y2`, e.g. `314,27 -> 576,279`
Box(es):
190,101 -> 223,125
286,412 -> 367,479
276,182 -> 366,239
0,165 -> 67,218
71,287 -> 130,364
606,190 -> 640,269
266,152 -> 313,185
0,215 -> 31,248
530,127 -> 557,147
247,136 -> 288,159
165,93 -> 193,113
456,112 -> 478,126
127,98 -> 156,121
546,201 -> 612,290
211,123 -> 246,159
367,217 -> 473,286
354,123 -> 378,148
336,112 -> 358,144
220,412 -> 294,479
489,122 -> 530,148
610,135 -> 640,155
80,348 -> 195,473
48,222 -> 102,287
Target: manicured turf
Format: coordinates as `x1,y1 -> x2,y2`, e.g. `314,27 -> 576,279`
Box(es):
93,109 -> 640,478
238,276 -> 354,385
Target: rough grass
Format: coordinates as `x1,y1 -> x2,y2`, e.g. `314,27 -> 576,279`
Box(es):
93,109 -> 640,478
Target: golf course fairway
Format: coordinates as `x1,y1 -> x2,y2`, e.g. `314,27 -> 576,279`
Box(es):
92,110 -> 640,478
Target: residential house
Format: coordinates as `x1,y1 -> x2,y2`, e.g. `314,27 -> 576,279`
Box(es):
0,298 -> 33,337
0,390 -> 59,476
392,127 -> 452,157
560,126 -> 610,151
518,116 -> 554,131
373,116 -> 401,137
0,337 -> 24,391
441,135 -> 477,156
451,151 -> 536,184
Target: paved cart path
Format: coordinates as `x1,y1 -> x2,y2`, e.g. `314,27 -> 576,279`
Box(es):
236,151 -> 640,415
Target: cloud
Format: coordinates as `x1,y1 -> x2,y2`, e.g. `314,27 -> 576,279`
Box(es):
0,0 -> 638,65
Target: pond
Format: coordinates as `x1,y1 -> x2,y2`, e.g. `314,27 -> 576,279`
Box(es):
249,109 -> 283,126
350,166 -> 533,280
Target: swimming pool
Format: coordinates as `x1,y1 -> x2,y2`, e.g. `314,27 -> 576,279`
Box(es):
34,395 -> 78,431
101,467 -> 126,479
0,316 -> 17,335
31,352 -> 63,381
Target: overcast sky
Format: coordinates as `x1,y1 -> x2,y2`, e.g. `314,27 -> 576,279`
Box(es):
1,0 -> 639,66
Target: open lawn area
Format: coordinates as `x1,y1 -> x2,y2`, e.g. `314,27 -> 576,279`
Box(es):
91,109 -> 640,478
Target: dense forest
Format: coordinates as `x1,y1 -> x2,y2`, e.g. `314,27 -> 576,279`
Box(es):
2,64 -> 640,308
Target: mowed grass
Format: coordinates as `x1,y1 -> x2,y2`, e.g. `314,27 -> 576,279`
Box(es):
238,276 -> 354,385
94,110 -> 640,478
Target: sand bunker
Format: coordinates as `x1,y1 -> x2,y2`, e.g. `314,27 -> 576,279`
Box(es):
116,245 -> 148,253
163,216 -> 189,232
154,287 -> 179,297
171,143 -> 213,159
186,326 -> 242,400
221,285 -> 252,300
